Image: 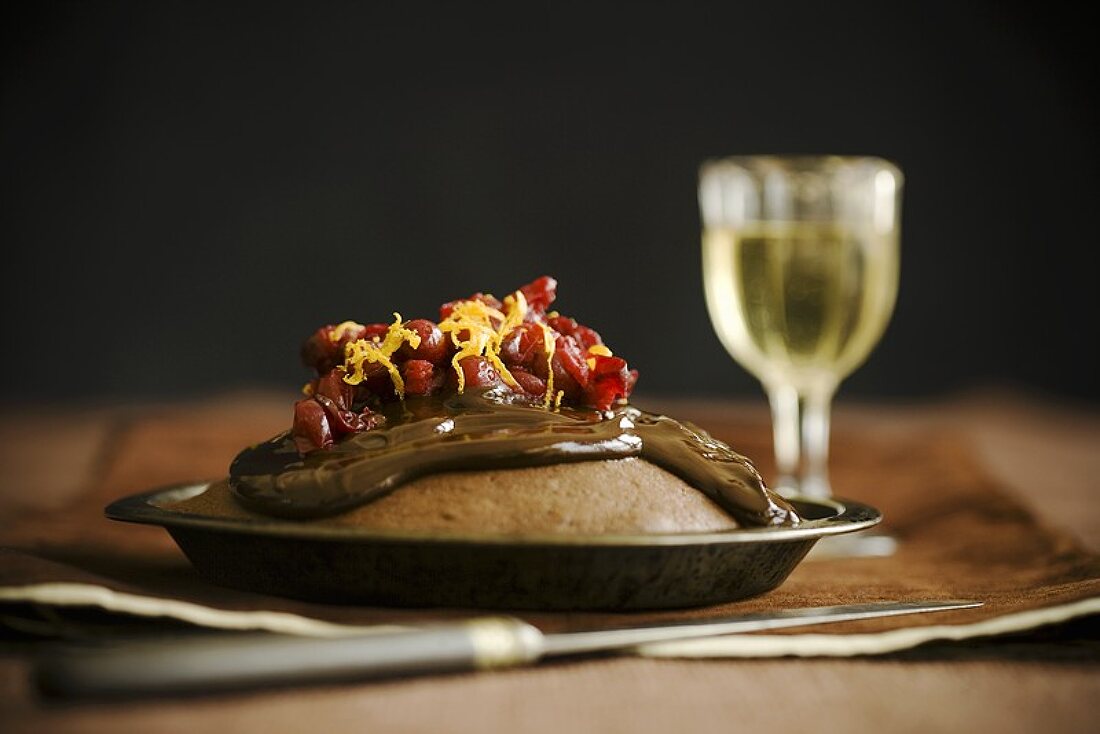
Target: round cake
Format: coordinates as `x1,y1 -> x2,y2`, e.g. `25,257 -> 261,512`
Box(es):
170,276 -> 798,534
169,457 -> 739,534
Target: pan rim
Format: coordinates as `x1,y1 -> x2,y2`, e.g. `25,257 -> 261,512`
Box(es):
106,482 -> 881,547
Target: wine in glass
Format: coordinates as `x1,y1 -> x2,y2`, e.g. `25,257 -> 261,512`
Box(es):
699,155 -> 902,523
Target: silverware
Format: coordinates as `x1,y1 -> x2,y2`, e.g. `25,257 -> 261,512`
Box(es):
37,599 -> 980,698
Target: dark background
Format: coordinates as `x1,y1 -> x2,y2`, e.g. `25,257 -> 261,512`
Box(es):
2,2 -> 1097,405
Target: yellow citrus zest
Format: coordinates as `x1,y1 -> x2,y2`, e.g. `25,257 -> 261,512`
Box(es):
334,291 -> 584,408
540,323 -> 556,408
342,313 -> 421,398
438,292 -> 530,393
329,321 -> 365,343
586,343 -> 612,370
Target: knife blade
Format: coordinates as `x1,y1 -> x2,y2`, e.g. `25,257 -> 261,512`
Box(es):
36,599 -> 980,698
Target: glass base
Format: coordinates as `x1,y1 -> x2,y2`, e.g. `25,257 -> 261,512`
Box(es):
804,530 -> 898,560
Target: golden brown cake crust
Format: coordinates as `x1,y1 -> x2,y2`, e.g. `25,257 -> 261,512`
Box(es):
168,458 -> 739,535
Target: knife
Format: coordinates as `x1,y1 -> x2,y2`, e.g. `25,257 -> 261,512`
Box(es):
36,599 -> 980,698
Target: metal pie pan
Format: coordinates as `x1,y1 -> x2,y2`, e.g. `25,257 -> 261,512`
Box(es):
107,483 -> 881,611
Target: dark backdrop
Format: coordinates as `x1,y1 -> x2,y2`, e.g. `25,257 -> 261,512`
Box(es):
2,2 -> 1097,404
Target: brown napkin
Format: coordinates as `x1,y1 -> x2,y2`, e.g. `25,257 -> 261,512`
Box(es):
1,396 -> 1097,652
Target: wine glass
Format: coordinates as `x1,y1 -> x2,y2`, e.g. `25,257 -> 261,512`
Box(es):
699,156 -> 902,553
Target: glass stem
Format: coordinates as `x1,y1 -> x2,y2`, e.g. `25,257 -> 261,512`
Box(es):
766,382 -> 835,499
767,383 -> 801,497
800,387 -> 834,499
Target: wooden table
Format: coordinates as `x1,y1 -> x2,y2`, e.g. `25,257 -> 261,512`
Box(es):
1,390 -> 1097,733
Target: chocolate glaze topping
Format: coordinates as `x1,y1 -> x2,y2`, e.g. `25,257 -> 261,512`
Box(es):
230,389 -> 800,527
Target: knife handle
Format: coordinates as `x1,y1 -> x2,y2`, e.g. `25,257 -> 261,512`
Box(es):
36,618 -> 544,699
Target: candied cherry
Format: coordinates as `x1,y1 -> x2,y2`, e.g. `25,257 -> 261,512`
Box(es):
294,277 -> 640,452
361,323 -> 390,342
399,319 -> 449,365
542,335 -> 589,401
313,394 -> 367,435
402,359 -> 443,396
510,367 -> 547,397
314,369 -> 355,409
499,322 -> 547,369
440,292 -> 503,321
292,398 -> 333,453
448,355 -> 503,391
547,315 -> 603,351
585,355 -> 635,411
519,276 -> 557,314
301,323 -> 363,373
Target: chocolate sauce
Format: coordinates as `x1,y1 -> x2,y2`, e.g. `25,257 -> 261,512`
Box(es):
230,389 -> 799,527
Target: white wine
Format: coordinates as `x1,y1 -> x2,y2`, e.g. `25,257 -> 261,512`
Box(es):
703,222 -> 898,392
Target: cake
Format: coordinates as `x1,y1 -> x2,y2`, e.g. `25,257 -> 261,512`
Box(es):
169,459 -> 741,534
168,276 -> 799,533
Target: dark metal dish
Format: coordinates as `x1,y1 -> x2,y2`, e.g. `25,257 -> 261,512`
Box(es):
106,483 -> 880,610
